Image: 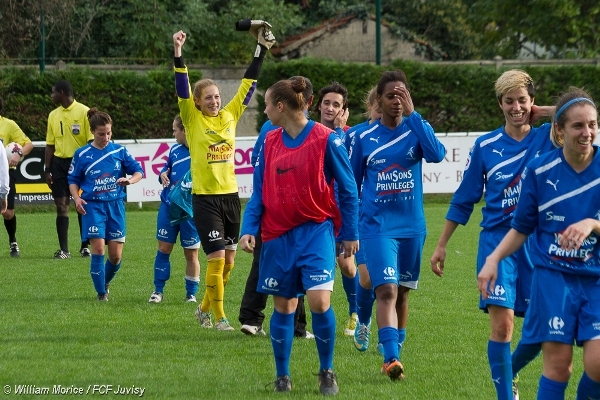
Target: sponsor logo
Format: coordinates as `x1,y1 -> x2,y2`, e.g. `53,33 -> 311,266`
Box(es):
546,179 -> 559,191
207,230 -> 220,242
114,161 -> 121,170
158,228 -> 168,237
546,211 -> 565,222
89,169 -> 101,176
89,226 -> 99,233
548,316 -> 565,334
108,230 -> 123,238
276,166 -> 296,175
264,277 -> 279,289
406,146 -> 415,160
383,266 -> 395,281
370,158 -> 386,166
487,284 -> 507,301
495,171 -> 514,180
492,148 -> 504,157
370,137 -> 379,143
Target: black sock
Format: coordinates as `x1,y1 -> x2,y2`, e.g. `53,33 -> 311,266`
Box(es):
4,215 -> 17,243
57,216 -> 69,252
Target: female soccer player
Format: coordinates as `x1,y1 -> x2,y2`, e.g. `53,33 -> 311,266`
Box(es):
350,70 -> 446,380
240,77 -> 359,395
173,26 -> 275,331
478,88 -> 600,400
68,108 -> 144,301
430,70 -> 555,400
148,115 -> 200,304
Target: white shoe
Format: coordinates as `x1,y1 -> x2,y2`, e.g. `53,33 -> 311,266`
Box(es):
241,324 -> 266,335
304,331 -> 315,339
148,291 -> 163,303
215,317 -> 235,331
185,295 -> 197,303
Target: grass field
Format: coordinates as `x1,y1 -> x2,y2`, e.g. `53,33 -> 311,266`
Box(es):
0,202 -> 583,399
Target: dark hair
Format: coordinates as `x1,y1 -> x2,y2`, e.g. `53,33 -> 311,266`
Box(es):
53,80 -> 73,97
313,81 -> 348,113
288,76 -> 313,103
87,108 -> 112,132
551,87 -> 596,147
174,115 -> 184,131
268,77 -> 307,112
376,71 -> 410,95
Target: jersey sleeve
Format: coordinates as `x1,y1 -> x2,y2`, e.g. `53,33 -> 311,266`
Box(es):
325,133 -> 359,241
405,111 -> 446,163
240,141 -> 265,237
511,164 -> 538,235
122,147 -> 144,177
7,120 -> 31,145
349,131 -> 365,197
67,149 -> 83,187
222,78 -> 257,123
446,140 -> 485,225
46,111 -> 56,145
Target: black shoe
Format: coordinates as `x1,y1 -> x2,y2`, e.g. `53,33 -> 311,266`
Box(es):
98,294 -> 108,301
9,242 -> 20,257
54,250 -> 72,259
317,369 -> 339,395
273,375 -> 292,392
80,247 -> 91,257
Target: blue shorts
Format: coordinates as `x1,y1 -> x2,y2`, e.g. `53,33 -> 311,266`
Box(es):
82,200 -> 126,242
521,267 -> 600,346
477,230 -> 533,316
362,236 -> 425,290
156,202 -> 200,249
355,246 -> 367,265
257,220 -> 336,298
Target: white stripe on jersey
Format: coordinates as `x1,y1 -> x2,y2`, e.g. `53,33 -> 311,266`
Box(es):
479,132 -> 503,147
534,157 -> 562,175
172,156 -> 191,167
488,149 -> 527,177
366,130 -> 411,165
538,176 -> 600,212
358,124 -> 379,139
84,148 -> 122,175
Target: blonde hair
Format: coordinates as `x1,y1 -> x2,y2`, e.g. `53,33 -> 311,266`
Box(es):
362,86 -> 381,118
192,79 -> 219,100
494,70 -> 534,101
550,87 -> 596,148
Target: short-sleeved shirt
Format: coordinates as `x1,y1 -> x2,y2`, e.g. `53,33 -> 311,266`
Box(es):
0,116 -> 31,170
46,100 -> 93,158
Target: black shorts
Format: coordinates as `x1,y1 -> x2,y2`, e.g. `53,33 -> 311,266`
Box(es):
7,169 -> 16,210
192,193 -> 241,255
50,157 -> 73,199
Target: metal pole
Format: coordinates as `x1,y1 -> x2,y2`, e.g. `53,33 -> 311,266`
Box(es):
39,4 -> 45,73
376,0 -> 381,65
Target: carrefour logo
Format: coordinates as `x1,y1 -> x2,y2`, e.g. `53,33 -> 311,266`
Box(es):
548,316 -> 565,331
158,229 -> 168,237
89,226 -> 99,233
265,278 -> 278,288
493,285 -> 505,296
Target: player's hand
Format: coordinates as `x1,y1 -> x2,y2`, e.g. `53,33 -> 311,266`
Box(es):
477,258 -> 498,300
393,86 -> 414,116
558,218 -> 598,251
239,234 -> 255,253
247,20 -> 272,40
45,171 -> 53,189
116,177 -> 131,186
257,26 -> 276,50
334,108 -> 349,129
173,31 -> 186,48
160,169 -> 170,187
0,199 -> 7,214
430,246 -> 446,277
8,153 -> 20,168
341,239 -> 359,259
75,198 -> 87,215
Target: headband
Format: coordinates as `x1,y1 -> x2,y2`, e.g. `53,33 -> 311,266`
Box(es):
555,97 -> 596,121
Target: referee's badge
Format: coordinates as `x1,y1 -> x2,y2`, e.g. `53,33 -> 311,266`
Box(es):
72,124 -> 81,135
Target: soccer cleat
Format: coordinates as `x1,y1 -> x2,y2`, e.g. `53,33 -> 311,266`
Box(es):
9,242 -> 20,257
80,247 -> 91,257
317,369 -> 339,395
304,331 -> 314,339
241,324 -> 266,336
273,375 -> 292,392
54,249 -> 72,259
344,312 -> 358,336
215,317 -> 235,331
194,308 -> 212,328
185,295 -> 197,303
512,375 -> 520,400
381,359 -> 405,381
98,294 -> 109,301
148,292 -> 163,303
353,322 -> 371,352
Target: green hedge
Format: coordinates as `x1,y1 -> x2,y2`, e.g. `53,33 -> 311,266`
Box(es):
1,61 -> 599,141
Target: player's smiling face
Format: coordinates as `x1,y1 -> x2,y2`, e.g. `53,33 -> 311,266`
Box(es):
195,85 -> 221,117
558,103 -> 597,160
319,93 -> 344,128
92,124 -> 112,149
499,87 -> 533,129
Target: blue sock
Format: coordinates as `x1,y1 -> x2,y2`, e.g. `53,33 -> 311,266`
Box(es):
312,307 -> 336,371
356,284 -> 374,325
538,375 -> 567,400
511,342 -> 541,377
488,340 -> 512,400
270,309 -> 295,378
379,326 -> 399,363
105,259 -> 121,285
153,250 -> 171,293
398,328 -> 406,359
185,276 -> 199,297
577,372 -> 600,400
342,274 -> 358,315
90,254 -> 106,295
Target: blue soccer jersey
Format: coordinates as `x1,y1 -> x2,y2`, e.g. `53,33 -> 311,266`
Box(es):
349,111 -> 446,239
447,123 -> 554,230
159,143 -> 191,205
68,143 -> 144,201
512,146 -> 600,277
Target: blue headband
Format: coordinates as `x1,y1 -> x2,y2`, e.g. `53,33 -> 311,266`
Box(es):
555,97 -> 596,121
